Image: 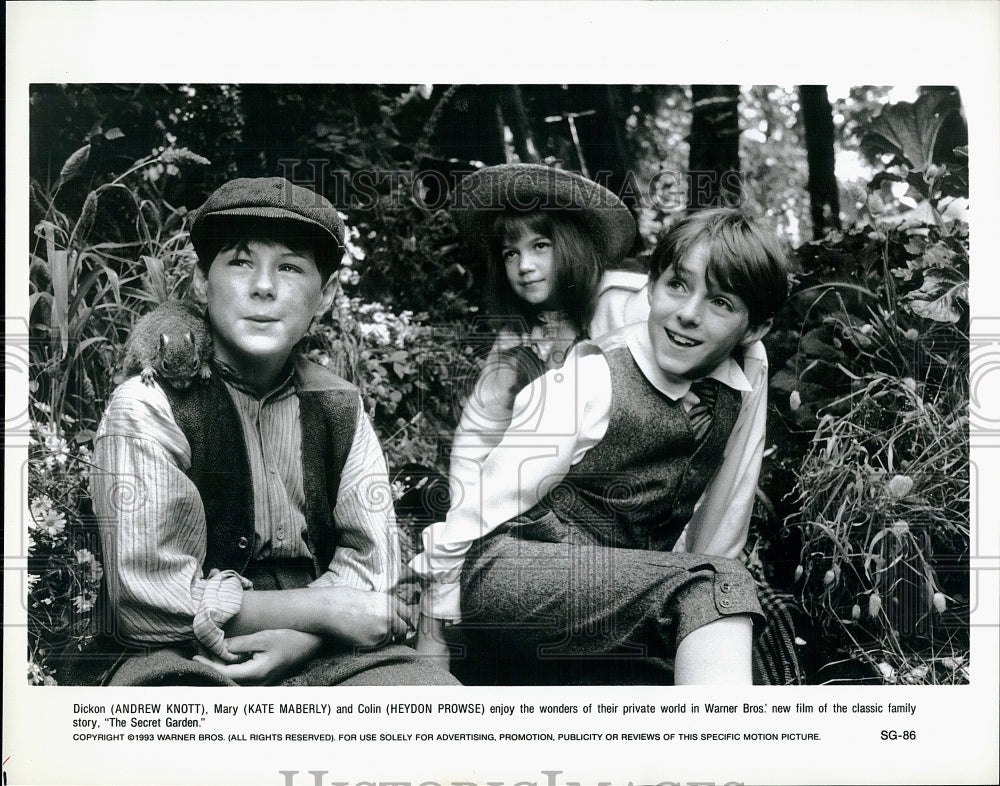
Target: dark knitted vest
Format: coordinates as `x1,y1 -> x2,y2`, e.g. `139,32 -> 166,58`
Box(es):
162,356 -> 359,577
525,345 -> 740,551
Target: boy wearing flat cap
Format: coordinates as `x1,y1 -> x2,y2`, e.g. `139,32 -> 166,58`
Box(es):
92,177 -> 456,685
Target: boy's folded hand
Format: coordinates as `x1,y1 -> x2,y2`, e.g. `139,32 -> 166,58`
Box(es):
319,586 -> 414,648
193,629 -> 324,685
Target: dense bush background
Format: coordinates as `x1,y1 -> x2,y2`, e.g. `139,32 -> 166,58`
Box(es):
26,84 -> 969,685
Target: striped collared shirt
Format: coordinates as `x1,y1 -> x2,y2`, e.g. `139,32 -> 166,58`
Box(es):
92,365 -> 398,659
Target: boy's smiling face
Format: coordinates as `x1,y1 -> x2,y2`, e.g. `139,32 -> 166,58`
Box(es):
647,242 -> 771,384
198,239 -> 334,385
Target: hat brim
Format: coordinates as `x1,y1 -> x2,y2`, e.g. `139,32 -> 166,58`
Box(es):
451,164 -> 636,265
188,177 -> 345,271
189,210 -> 343,270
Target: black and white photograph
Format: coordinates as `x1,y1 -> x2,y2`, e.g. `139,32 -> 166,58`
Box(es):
5,2 -> 999,785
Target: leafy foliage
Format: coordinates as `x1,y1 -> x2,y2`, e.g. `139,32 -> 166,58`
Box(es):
302,295 -> 480,471
25,83 -> 970,686
27,418 -> 104,685
25,127 -> 482,682
764,95 -> 969,683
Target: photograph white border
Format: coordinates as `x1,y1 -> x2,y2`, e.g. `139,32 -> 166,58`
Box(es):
5,2 -> 999,785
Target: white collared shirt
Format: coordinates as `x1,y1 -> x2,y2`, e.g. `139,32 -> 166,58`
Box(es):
411,321 -> 769,621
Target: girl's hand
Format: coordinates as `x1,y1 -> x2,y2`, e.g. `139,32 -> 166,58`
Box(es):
193,629 -> 323,685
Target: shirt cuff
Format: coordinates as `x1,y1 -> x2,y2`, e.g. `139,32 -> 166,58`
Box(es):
419,579 -> 462,623
191,570 -> 253,662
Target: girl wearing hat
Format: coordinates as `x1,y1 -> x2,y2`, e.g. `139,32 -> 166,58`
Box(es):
411,197 -> 789,685
410,164 -> 640,663
444,163 -> 638,476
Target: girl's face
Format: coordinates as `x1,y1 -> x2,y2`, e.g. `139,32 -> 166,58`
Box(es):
502,230 -> 559,309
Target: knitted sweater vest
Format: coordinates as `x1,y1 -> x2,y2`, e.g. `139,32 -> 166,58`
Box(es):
531,345 -> 740,551
162,357 -> 359,576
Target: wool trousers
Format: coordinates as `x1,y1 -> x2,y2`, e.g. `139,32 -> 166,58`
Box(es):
454,525 -> 763,685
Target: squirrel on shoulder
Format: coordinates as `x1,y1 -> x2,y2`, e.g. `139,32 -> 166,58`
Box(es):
121,300 -> 213,389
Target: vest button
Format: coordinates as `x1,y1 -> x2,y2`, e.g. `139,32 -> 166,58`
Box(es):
720,581 -> 732,593
237,537 -> 249,549
719,598 -> 732,609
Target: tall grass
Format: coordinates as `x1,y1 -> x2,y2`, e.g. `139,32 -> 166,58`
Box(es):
780,212 -> 969,684
27,147 -> 207,683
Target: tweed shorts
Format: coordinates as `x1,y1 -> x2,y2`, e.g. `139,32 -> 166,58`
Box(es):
460,527 -> 763,658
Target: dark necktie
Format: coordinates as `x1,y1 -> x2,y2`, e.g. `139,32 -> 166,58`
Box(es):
686,378 -> 718,443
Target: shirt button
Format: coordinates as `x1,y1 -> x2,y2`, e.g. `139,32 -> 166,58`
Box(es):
237,537 -> 249,549
277,530 -> 285,541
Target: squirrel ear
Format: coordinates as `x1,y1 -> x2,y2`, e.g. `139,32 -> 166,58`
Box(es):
160,333 -> 170,349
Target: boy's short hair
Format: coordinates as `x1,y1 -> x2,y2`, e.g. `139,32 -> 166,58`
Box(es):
189,177 -> 345,282
649,209 -> 790,326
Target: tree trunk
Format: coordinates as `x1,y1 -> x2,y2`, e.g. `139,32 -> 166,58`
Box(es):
430,85 -> 507,166
573,85 -> 642,214
235,84 -> 278,176
799,85 -> 841,237
499,86 -> 541,163
688,85 -> 741,211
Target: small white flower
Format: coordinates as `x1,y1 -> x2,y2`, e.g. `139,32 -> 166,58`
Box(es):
940,656 -> 964,671
30,495 -> 54,521
34,508 -> 67,538
876,661 -> 896,682
886,474 -> 914,499
73,592 -> 96,614
903,664 -> 929,684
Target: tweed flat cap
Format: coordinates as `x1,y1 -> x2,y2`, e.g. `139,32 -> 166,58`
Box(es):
189,177 -> 344,266
451,164 -> 636,265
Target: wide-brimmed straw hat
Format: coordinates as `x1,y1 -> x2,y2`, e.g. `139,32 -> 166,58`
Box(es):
451,163 -> 636,265
189,177 -> 344,271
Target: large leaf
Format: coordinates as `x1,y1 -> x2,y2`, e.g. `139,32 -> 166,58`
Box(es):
41,225 -> 70,359
861,91 -> 958,172
905,272 -> 968,323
